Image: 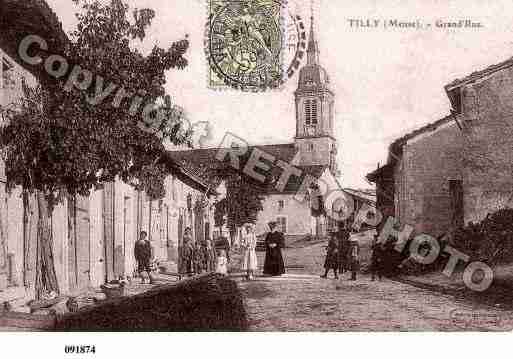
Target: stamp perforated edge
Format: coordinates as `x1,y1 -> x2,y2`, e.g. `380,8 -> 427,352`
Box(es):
204,0 -> 305,93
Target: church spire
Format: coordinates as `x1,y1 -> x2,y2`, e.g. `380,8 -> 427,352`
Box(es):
307,2 -> 319,65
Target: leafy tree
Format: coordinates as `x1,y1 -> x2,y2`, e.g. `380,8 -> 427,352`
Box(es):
214,198 -> 227,232
224,174 -> 264,243
0,0 -> 190,298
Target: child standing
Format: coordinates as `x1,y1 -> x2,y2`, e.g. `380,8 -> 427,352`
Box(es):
205,238 -> 217,272
216,249 -> 228,275
193,241 -> 205,275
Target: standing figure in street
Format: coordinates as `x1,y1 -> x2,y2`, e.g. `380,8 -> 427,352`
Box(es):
348,235 -> 360,281
263,221 -> 285,276
336,222 -> 350,275
321,232 -> 340,279
193,240 -> 205,275
205,237 -> 217,272
216,232 -> 231,263
134,231 -> 154,284
216,249 -> 228,275
180,227 -> 195,276
370,240 -> 384,281
241,222 -> 258,280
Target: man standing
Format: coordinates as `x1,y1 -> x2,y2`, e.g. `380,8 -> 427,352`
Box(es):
263,221 -> 285,276
134,231 -> 154,284
370,240 -> 384,281
180,227 -> 195,276
321,232 -> 340,279
336,222 -> 350,275
348,234 -> 360,281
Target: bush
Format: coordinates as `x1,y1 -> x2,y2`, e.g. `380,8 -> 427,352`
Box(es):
55,274 -> 248,331
453,208 -> 513,264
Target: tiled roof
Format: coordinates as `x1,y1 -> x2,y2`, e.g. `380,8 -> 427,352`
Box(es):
168,143 -> 297,180
342,188 -> 376,204
0,0 -> 68,83
167,144 -> 333,194
366,163 -> 394,182
445,56 -> 513,90
365,114 -> 457,181
267,164 -> 328,194
387,114 -> 455,162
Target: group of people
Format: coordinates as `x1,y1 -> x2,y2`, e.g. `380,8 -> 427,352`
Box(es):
175,221 -> 286,280
138,219 -> 388,284
321,222 -> 386,281
180,227 -> 229,276
232,220 -> 286,280
321,223 -> 360,280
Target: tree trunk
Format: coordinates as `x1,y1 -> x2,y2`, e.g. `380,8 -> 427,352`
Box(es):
229,228 -> 236,247
35,191 -> 59,299
23,191 -> 38,288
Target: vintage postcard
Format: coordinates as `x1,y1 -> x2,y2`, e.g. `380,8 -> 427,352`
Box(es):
1,0 -> 513,354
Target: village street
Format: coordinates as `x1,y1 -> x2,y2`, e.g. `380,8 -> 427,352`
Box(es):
233,241 -> 513,331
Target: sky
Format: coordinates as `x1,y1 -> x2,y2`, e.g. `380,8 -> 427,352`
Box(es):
45,0 -> 513,188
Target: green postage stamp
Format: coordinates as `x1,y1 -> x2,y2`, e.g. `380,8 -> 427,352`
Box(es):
206,0 -> 285,91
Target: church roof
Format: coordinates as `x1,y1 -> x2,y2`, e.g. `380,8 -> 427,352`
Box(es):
166,143 -> 298,189
267,164 -> 328,194
166,144 -> 331,194
298,64 -> 330,90
297,14 -> 331,91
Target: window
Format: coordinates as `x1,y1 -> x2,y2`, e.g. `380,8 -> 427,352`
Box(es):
305,100 -> 311,125
276,216 -> 287,233
311,100 -> 318,124
278,200 -> 284,211
304,99 -> 318,125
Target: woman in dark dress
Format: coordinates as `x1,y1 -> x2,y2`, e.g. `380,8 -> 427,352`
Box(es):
336,222 -> 350,274
263,221 -> 285,276
348,235 -> 361,281
321,234 -> 340,279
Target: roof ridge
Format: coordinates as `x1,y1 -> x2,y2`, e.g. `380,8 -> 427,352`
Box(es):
446,55 -> 513,89
168,142 -> 295,154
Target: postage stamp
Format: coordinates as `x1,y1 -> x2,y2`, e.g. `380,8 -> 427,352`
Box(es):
206,0 -> 305,91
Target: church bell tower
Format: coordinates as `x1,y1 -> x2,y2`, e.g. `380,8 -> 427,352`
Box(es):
294,13 -> 337,175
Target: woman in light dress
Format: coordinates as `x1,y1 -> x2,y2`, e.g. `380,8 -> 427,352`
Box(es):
216,249 -> 228,275
241,222 -> 258,280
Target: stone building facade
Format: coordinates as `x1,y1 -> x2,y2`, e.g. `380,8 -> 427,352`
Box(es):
368,55 -> 513,238
446,62 -> 513,223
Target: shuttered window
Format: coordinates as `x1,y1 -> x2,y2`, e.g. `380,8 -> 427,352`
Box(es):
311,100 -> 318,124
305,100 -> 311,125
276,216 -> 287,234
304,99 -> 318,126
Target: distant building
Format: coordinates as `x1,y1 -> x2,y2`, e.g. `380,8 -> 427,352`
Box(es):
367,54 -> 513,237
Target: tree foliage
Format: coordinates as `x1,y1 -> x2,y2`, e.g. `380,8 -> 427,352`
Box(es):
214,198 -> 227,229
0,0 -> 191,201
225,175 -> 264,230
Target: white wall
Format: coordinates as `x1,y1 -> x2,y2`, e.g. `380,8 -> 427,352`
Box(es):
256,194 -> 312,236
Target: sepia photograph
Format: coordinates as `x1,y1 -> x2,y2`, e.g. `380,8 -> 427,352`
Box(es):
0,0 -> 512,355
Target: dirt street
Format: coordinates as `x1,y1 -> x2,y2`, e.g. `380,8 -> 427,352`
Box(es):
234,240 -> 513,331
